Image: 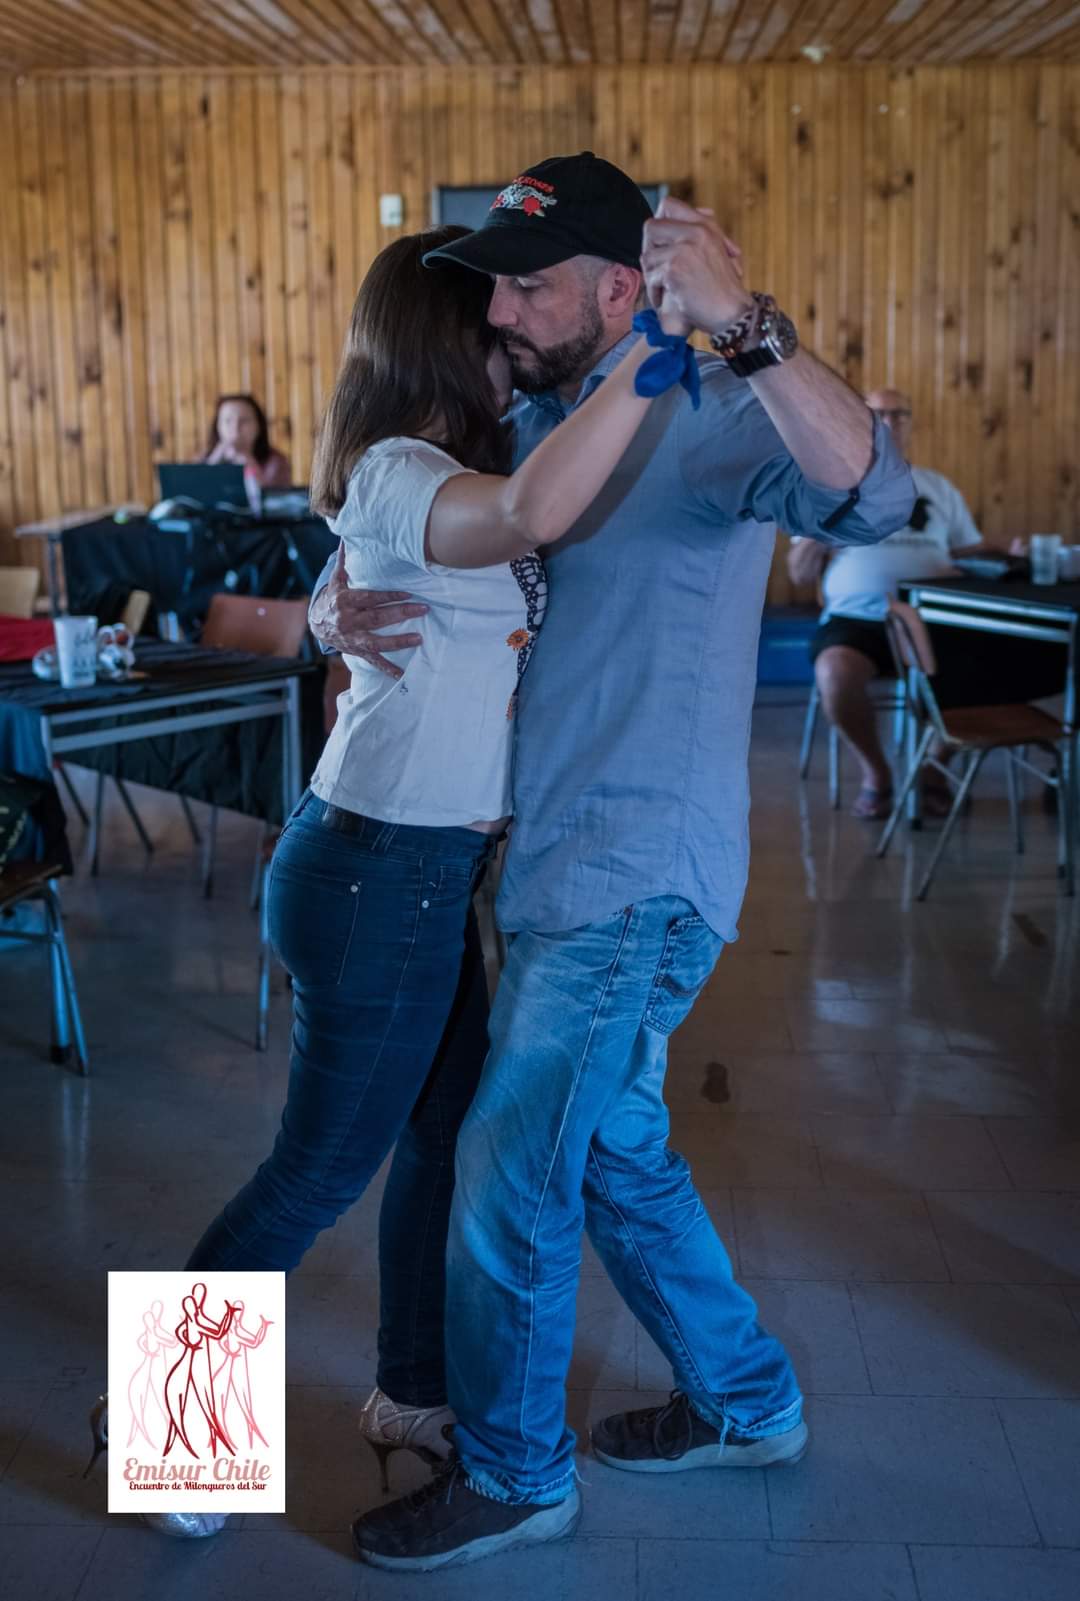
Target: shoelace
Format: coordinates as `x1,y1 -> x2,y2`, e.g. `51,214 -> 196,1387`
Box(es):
401,1455 -> 465,1518
649,1392 -> 697,1462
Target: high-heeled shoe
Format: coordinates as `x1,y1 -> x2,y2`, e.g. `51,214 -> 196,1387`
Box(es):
357,1386 -> 455,1494
85,1393 -> 230,1538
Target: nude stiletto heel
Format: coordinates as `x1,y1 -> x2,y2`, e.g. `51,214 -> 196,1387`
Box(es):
357,1387 -> 456,1494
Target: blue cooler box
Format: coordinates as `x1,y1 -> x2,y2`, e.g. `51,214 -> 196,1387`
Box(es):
756,606 -> 817,685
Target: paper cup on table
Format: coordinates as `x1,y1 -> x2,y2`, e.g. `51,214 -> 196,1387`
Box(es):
1058,543 -> 1080,581
53,614 -> 98,688
1030,534 -> 1062,585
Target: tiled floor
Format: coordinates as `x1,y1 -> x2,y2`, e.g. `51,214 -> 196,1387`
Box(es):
2,694 -> 1079,1600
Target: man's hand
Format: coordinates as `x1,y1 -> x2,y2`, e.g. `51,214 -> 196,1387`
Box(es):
309,544 -> 428,680
642,197 -> 753,335
787,538 -> 830,588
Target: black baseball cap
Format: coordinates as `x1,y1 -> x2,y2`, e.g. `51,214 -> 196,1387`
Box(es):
422,152 -> 653,276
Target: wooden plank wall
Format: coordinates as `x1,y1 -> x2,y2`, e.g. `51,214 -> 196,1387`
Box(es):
1,63 -> 1078,602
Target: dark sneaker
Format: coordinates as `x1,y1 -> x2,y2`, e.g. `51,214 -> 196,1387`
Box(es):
591,1391 -> 808,1474
351,1457 -> 581,1571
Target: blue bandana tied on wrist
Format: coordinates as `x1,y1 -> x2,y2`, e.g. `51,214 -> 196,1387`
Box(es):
631,309 -> 701,410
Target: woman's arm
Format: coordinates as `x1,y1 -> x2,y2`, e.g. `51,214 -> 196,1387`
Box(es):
197,1303 -> 236,1338
425,336 -> 660,569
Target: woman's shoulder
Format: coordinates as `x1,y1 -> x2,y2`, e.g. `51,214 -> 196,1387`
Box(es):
359,436 -> 464,471
344,436 -> 468,510
333,437 -> 467,561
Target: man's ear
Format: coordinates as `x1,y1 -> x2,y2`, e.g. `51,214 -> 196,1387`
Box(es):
599,263 -> 644,322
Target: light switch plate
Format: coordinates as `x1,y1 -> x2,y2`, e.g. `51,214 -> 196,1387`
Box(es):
379,194 -> 404,227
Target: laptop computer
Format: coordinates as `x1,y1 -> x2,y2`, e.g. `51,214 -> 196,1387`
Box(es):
157,462 -> 249,510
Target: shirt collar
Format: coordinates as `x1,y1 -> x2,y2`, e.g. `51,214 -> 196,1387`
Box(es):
519,330 -> 640,421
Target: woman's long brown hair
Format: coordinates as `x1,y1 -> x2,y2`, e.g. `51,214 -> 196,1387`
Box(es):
311,227 -> 510,517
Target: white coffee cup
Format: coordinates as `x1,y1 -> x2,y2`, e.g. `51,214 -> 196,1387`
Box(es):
1030,533 -> 1062,586
53,614 -> 99,688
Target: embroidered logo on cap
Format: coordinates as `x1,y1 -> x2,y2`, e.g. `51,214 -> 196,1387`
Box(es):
490,175 -> 557,219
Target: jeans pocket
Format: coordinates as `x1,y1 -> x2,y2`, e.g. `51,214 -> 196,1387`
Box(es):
267,853 -> 362,988
428,862 -> 483,906
643,912 -> 723,1036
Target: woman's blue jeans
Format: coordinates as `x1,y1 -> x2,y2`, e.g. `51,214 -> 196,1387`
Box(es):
185,791 -> 494,1408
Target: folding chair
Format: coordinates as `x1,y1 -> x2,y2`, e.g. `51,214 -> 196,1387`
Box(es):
0,862 -> 88,1073
799,675 -> 908,808
876,601 -> 1075,900
199,595 -> 310,1049
196,594 -> 311,898
0,566 -> 41,617
798,581 -> 908,807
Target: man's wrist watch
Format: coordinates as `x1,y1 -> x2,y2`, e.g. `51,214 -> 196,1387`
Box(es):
711,293 -> 799,377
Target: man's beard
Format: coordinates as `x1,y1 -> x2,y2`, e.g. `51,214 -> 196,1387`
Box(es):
499,300 -> 607,395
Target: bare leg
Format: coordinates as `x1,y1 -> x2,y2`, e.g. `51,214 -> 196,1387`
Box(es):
814,646 -> 892,794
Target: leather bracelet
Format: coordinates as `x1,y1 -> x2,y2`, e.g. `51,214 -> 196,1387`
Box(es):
709,292 -> 770,359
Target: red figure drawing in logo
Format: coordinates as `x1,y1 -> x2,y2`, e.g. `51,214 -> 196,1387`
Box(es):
211,1298 -> 274,1451
162,1283 -> 238,1458
126,1299 -> 179,1449
490,177 -> 557,219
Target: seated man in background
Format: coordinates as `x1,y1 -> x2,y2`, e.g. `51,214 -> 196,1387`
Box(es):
789,387 -> 1060,818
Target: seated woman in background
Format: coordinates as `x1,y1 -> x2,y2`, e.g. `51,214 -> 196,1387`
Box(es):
202,393 -> 292,492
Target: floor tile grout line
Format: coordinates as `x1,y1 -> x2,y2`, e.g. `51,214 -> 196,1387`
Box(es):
67,1524 -> 108,1601
980,1115 -> 1021,1191
8,1522 -> 1075,1547
903,1541 -> 925,1601
990,1395 -> 1048,1548
914,1186 -> 956,1285
843,1281 -> 877,1395
1065,1291 -> 1080,1338
0,1378 -> 62,1483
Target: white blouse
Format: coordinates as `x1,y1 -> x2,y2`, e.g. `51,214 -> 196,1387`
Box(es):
311,437 -> 546,828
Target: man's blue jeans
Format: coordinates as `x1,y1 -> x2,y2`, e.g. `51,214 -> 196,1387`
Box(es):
186,792 -> 493,1408
446,896 -> 803,1504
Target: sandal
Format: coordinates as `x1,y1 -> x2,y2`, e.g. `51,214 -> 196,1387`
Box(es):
851,785 -> 894,820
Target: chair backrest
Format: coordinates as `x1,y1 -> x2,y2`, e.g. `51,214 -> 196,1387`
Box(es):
0,566 -> 41,618
884,601 -> 947,737
201,594 -> 309,658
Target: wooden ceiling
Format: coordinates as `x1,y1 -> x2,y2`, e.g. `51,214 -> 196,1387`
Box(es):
1,1 -> 1079,72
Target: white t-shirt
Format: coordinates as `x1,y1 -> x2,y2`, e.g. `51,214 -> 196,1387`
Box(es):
815,466 -> 981,622
311,437 -> 547,828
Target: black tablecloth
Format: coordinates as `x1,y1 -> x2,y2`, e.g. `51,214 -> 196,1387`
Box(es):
898,576 -> 1080,704
903,575 -> 1080,613
0,641 -> 323,825
61,513 -> 337,636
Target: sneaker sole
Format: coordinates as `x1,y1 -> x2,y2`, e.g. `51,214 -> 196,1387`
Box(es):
353,1488 -> 581,1571
592,1421 -> 809,1474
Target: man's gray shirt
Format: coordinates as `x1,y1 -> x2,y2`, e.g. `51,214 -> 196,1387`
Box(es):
313,337 -> 914,939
